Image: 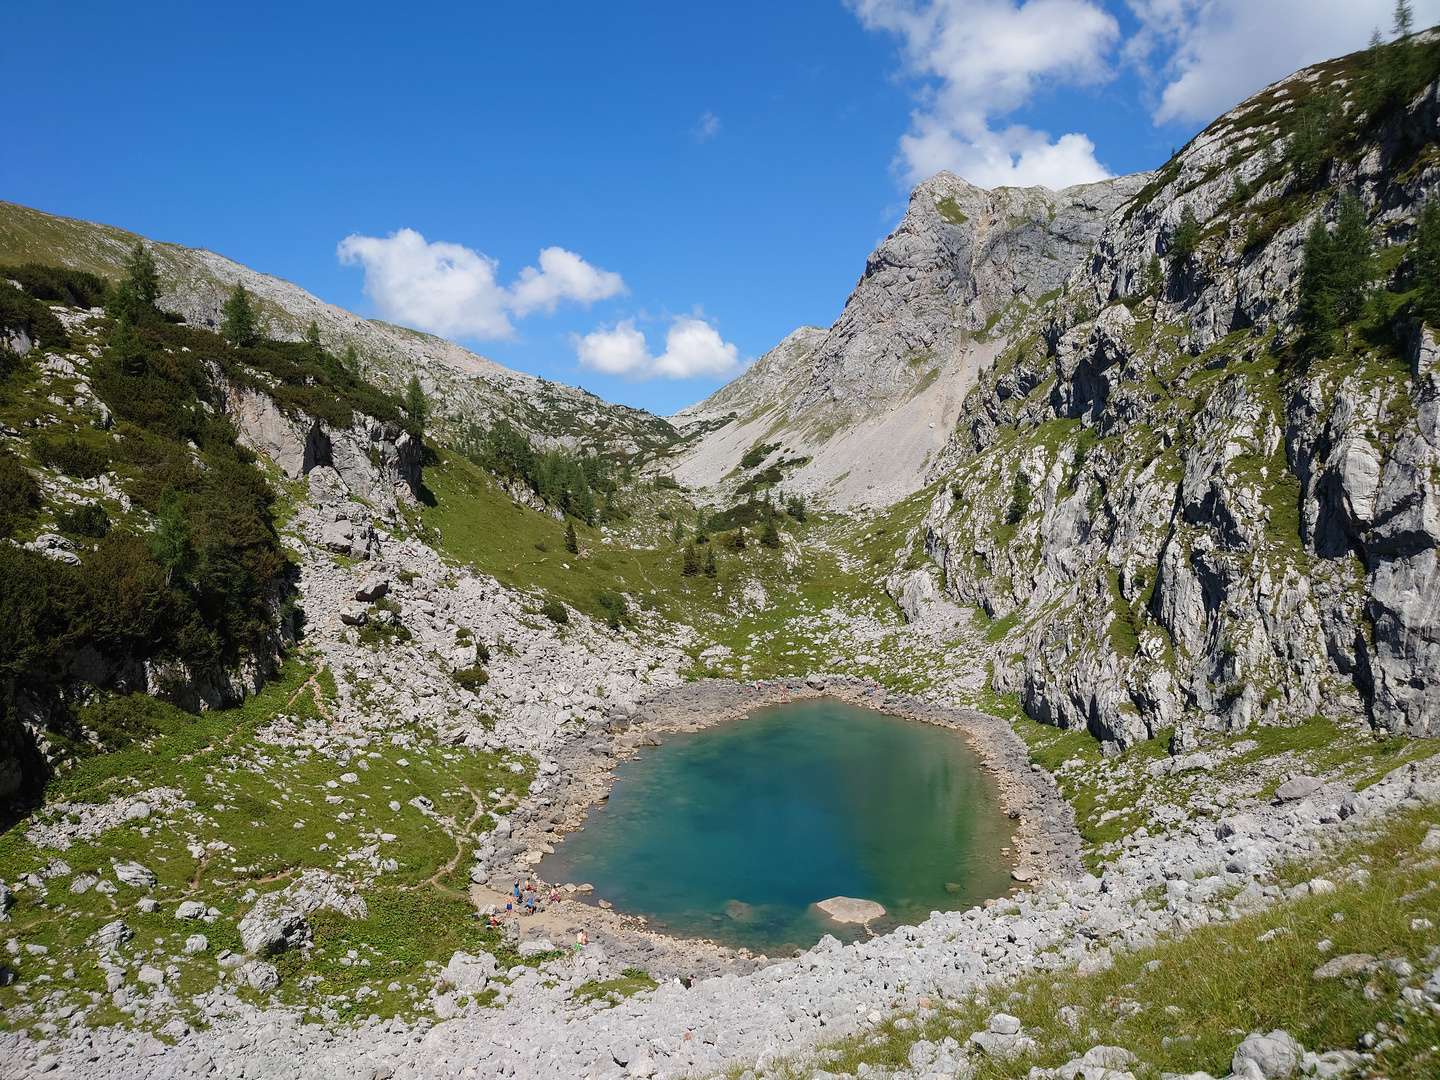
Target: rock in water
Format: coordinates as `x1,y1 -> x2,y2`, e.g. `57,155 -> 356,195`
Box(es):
815,897 -> 885,924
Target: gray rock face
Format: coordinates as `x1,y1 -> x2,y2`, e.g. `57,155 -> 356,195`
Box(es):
222,382 -> 422,518
238,907 -> 309,957
673,172 -> 1149,508
912,68 -> 1440,744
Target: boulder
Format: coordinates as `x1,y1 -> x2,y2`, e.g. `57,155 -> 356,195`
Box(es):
175,901 -> 207,920
1231,1030 -> 1302,1079
1313,954 -> 1374,979
1275,777 -> 1323,802
355,575 -> 390,602
93,919 -> 133,951
517,940 -> 556,958
441,950 -> 497,994
235,960 -> 281,992
184,934 -> 209,954
239,906 -> 309,957
113,861 -> 157,889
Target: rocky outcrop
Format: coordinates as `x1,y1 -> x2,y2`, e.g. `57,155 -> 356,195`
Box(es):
919,58 -> 1440,743
672,172 -> 1150,507
221,380 -> 423,520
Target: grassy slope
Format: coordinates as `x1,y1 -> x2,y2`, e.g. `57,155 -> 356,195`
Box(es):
0,659 -> 540,1029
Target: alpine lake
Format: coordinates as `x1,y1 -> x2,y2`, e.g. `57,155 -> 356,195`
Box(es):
538,699 -> 1015,953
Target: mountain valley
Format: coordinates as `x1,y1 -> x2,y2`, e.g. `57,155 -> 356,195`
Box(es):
2,30 -> 1440,1080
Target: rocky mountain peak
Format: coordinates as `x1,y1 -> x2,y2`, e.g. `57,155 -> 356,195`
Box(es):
670,170 -> 1150,507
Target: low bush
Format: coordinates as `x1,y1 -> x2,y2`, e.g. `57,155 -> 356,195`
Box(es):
32,433 -> 111,479
57,501 -> 110,538
452,665 -> 489,691
540,600 -> 568,624
0,452 -> 40,537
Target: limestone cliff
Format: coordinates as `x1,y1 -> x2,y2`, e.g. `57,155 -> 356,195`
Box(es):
671,172 -> 1149,507
917,44 -> 1440,743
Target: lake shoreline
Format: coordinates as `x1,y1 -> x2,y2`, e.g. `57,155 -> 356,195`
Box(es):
496,675 -> 1083,966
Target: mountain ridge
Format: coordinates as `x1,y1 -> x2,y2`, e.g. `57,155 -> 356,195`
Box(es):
0,200 -> 677,461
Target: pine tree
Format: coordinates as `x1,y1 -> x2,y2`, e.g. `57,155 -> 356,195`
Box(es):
564,520 -> 578,555
148,487 -> 193,586
108,315 -> 147,377
1298,216 -> 1337,338
122,242 -> 160,306
1298,191 -> 1374,347
221,284 -> 258,347
1170,205 -> 1202,262
761,518 -> 781,549
703,546 -> 717,577
1395,0 -> 1414,39
681,544 -> 700,576
343,343 -> 359,373
1412,200 -> 1440,323
306,320 -> 322,353
1330,191 -> 1374,325
1143,256 -> 1164,299
404,375 -> 428,432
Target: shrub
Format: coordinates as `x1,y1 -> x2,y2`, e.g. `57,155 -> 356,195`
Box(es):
541,600 -> 569,624
740,442 -> 779,470
32,433 -> 110,479
57,502 -> 110,538
1007,473 -> 1033,525
595,590 -> 627,630
0,452 -> 40,537
0,262 -> 108,308
453,665 -> 489,691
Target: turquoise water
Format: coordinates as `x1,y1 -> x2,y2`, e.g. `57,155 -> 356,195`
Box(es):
538,699 -> 1014,952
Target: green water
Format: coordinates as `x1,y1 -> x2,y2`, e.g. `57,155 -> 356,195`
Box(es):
539,699 -> 1015,952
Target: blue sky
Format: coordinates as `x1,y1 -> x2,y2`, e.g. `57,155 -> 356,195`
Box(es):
5,1 -> 1431,416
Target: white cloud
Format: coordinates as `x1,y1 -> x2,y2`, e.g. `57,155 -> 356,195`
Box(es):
696,111 -> 721,141
573,316 -> 744,381
851,0 -> 1119,188
1127,0 -> 1440,125
509,246 -> 626,316
336,229 -> 626,341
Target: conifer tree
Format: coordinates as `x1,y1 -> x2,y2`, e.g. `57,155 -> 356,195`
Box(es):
122,242 -> 159,306
108,315 -> 147,377
761,517 -> 781,549
681,544 -> 700,576
1171,205 -> 1202,261
148,487 -> 193,586
404,375 -> 428,432
306,320 -> 322,353
564,520 -> 578,555
221,284 -> 258,347
1412,200 -> 1440,323
703,546 -> 717,577
1298,191 -> 1374,347
1143,256 -> 1164,299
